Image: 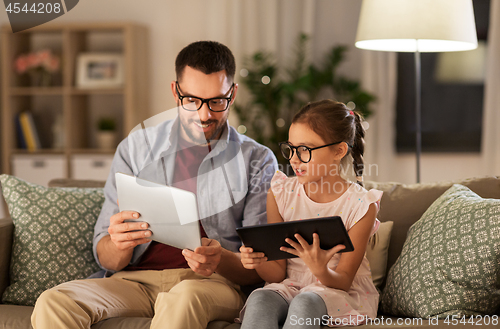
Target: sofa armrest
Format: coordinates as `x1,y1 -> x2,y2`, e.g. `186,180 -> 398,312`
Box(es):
0,217 -> 14,300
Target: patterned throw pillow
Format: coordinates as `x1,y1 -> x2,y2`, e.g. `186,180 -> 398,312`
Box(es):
0,175 -> 104,306
380,184 -> 500,318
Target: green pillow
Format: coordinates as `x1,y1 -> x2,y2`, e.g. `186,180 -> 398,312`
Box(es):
380,184 -> 500,318
0,175 -> 104,306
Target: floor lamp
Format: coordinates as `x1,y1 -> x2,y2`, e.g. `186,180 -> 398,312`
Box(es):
354,0 -> 478,183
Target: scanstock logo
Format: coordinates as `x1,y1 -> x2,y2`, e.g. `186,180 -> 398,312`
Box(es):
4,0 -> 79,33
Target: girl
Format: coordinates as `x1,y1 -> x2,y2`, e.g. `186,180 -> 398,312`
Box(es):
239,100 -> 382,328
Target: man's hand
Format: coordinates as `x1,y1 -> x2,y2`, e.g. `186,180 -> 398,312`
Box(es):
96,211 -> 151,271
107,211 -> 152,250
182,238 -> 222,276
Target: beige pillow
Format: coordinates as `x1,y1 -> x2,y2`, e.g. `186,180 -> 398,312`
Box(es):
366,221 -> 393,288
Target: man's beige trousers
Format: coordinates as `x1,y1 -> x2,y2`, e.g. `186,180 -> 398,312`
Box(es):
31,269 -> 244,329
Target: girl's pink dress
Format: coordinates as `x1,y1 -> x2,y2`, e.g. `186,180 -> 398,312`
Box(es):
241,171 -> 383,327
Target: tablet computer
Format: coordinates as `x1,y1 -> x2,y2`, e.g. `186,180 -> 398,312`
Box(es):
115,172 -> 201,251
236,216 -> 354,260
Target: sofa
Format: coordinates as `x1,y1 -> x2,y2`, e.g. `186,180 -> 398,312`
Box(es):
1,175 -> 499,329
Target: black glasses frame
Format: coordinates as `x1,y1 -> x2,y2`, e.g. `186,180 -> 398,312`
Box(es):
175,82 -> 235,112
279,141 -> 343,163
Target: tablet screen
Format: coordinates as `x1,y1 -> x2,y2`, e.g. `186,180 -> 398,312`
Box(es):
236,216 -> 354,261
116,172 -> 201,251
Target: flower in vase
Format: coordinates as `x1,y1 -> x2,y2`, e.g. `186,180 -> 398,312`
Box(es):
14,49 -> 61,86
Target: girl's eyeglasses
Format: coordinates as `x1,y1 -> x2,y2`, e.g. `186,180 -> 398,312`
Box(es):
279,141 -> 344,163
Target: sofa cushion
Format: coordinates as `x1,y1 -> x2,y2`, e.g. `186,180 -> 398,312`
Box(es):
0,305 -> 33,329
380,184 -> 500,318
365,221 -> 393,289
0,175 -> 104,306
365,176 -> 500,289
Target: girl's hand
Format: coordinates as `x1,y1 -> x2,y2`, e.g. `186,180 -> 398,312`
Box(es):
280,233 -> 345,277
240,246 -> 268,270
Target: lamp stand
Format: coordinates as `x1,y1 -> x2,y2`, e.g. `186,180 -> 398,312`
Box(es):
415,48 -> 421,183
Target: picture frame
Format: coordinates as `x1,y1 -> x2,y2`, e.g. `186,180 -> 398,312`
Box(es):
76,53 -> 124,88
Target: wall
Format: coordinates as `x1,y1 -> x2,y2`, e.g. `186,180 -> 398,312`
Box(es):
1,0 -> 497,184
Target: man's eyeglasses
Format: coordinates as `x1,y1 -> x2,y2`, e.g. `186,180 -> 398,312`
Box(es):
279,141 -> 344,163
175,82 -> 235,112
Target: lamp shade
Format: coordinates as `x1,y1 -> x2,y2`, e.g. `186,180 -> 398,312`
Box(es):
355,0 -> 478,52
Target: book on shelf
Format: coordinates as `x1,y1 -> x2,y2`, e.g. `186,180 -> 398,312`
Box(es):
15,114 -> 26,149
17,112 -> 41,151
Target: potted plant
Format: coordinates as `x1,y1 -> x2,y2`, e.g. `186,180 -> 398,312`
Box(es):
96,117 -> 117,149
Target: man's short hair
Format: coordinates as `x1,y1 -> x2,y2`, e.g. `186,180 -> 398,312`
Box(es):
175,41 -> 236,82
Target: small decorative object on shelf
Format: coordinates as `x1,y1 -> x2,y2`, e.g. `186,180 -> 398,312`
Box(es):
96,117 -> 117,150
14,49 -> 60,87
77,53 -> 124,89
51,114 -> 65,149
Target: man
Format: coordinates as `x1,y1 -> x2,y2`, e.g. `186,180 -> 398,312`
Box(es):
32,41 -> 278,329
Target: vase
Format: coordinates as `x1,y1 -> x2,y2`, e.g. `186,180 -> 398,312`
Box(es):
96,131 -> 117,149
29,70 -> 52,87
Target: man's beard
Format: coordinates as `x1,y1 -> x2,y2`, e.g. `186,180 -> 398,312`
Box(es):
181,118 -> 226,145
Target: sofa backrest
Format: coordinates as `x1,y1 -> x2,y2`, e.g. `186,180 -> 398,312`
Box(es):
365,176 -> 500,289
